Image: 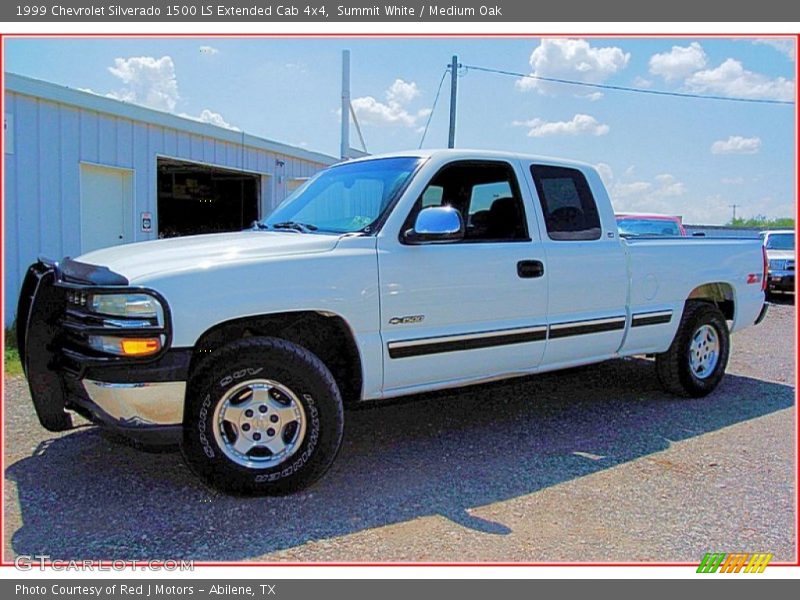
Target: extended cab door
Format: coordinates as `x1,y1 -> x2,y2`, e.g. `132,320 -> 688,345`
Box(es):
525,163 -> 629,367
377,159 -> 549,395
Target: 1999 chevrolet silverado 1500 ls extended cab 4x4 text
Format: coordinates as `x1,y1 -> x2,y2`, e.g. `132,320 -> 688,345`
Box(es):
17,150 -> 769,495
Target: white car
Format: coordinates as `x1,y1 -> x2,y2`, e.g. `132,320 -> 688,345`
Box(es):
760,230 -> 795,293
18,149 -> 769,495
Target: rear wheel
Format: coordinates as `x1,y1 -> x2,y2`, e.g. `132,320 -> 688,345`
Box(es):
655,302 -> 730,397
181,337 -> 344,495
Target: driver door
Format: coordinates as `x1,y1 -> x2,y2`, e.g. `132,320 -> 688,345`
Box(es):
377,160 -> 549,394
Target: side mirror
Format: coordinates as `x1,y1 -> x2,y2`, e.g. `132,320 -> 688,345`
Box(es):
404,206 -> 465,244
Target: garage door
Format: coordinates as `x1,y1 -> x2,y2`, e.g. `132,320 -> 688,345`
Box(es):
80,164 -> 133,253
157,158 -> 261,238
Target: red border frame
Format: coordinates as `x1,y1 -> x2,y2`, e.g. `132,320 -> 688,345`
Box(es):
0,31 -> 797,570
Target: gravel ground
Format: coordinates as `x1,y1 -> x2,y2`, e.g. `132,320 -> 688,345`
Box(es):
3,297 -> 795,563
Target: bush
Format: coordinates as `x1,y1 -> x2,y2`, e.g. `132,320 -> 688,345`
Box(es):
4,323 -> 23,376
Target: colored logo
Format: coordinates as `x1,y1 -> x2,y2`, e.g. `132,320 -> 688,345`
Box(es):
697,553 -> 773,573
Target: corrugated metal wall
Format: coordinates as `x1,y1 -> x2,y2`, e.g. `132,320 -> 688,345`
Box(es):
3,90 -> 329,325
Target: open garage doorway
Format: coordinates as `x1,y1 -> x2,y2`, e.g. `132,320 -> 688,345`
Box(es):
157,158 -> 261,238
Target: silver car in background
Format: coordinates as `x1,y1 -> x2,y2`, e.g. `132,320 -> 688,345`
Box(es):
760,230 -> 795,294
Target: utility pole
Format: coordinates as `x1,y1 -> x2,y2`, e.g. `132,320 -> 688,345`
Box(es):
448,55 -> 460,149
341,49 -> 350,160
729,203 -> 740,222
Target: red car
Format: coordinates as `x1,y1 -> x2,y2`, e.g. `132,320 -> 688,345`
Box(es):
615,212 -> 688,237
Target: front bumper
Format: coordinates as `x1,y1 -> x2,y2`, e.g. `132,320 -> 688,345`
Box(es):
767,269 -> 795,291
74,380 -> 185,445
17,258 -> 188,445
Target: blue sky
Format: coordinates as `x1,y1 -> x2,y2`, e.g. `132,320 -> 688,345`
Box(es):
5,36 -> 796,224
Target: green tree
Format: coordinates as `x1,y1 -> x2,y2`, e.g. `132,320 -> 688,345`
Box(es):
728,215 -> 795,229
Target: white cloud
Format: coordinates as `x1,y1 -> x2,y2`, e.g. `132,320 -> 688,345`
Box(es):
710,135 -> 762,155
649,42 -> 708,81
579,91 -> 604,101
685,58 -> 795,101
613,181 -> 653,198
197,109 -> 235,129
386,79 -> 420,104
351,96 -> 423,127
351,78 -> 429,128
752,38 -> 796,61
721,176 -> 745,185
199,45 -> 219,55
516,38 -> 630,94
652,173 -> 687,197
602,163 -> 791,225
177,109 -> 239,130
106,55 -> 236,130
512,113 -> 610,137
179,109 -> 239,130
285,61 -> 308,73
107,56 -> 179,112
602,167 -> 690,217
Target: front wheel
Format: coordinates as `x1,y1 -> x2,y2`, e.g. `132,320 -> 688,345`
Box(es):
181,337 -> 344,495
655,302 -> 730,397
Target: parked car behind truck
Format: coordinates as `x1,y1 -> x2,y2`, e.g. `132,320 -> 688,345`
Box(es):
615,212 -> 687,237
760,230 -> 795,294
17,150 -> 769,495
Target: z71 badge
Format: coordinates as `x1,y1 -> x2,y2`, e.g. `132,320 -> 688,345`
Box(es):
389,315 -> 425,325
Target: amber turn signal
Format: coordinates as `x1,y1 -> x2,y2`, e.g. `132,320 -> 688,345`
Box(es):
120,338 -> 162,356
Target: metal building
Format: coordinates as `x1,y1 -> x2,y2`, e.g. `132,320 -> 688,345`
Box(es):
3,73 -> 337,325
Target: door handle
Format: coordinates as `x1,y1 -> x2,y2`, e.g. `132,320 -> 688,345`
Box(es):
517,260 -> 544,278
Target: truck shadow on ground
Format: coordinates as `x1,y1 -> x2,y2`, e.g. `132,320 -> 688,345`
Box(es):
767,292 -> 795,306
6,357 -> 795,561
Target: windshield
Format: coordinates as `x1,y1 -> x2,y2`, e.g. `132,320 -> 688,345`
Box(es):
616,218 -> 681,237
765,233 -> 795,250
262,157 -> 423,233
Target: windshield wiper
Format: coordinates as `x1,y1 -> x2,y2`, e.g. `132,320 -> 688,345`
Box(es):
250,221 -> 270,231
270,221 -> 319,233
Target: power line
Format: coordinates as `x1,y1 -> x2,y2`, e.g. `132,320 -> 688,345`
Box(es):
418,69 -> 449,149
462,64 -> 795,106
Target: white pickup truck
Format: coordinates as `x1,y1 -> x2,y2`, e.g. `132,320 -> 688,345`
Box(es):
18,149 -> 769,495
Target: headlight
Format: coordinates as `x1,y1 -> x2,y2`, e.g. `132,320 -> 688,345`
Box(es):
89,293 -> 162,319
769,259 -> 786,270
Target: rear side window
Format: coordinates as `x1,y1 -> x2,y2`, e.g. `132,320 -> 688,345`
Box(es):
530,165 -> 602,241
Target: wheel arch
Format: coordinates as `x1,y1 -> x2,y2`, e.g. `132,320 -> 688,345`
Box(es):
686,282 -> 735,321
188,310 -> 364,405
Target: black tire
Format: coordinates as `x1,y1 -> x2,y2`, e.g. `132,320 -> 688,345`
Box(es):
181,337 -> 344,495
655,302 -> 730,397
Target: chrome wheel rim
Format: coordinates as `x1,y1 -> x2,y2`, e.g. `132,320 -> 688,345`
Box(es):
212,379 -> 307,469
689,324 -> 720,379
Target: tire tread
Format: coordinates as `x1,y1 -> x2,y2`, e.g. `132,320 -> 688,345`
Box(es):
181,336 -> 343,495
655,301 -> 729,398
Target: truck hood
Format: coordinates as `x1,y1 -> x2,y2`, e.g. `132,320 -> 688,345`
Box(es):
766,249 -> 795,261
75,231 -> 341,283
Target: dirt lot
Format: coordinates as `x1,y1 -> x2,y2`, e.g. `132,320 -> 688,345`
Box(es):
3,297 -> 796,563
